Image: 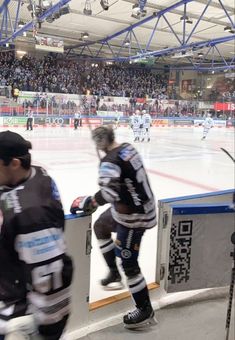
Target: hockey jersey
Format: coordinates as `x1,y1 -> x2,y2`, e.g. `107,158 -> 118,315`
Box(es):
130,115 -> 142,129
94,143 -> 157,229
0,166 -> 73,338
203,117 -> 214,128
142,113 -> 152,128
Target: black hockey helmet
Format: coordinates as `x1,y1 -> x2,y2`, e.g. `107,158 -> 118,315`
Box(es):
91,125 -> 115,151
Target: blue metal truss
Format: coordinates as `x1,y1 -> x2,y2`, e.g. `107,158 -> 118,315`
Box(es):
66,0 -> 235,72
0,0 -> 234,72
0,0 -> 71,45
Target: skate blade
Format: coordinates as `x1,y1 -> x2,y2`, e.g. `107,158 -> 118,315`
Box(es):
101,282 -> 124,291
124,316 -> 158,330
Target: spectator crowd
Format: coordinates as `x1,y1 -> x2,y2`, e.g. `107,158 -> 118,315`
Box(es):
0,51 -> 168,99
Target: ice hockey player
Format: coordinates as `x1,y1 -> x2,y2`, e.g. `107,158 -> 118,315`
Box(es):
141,110 -> 152,142
130,110 -> 142,142
74,111 -> 82,130
0,131 -> 73,340
114,111 -> 121,129
70,125 -> 157,329
26,109 -> 33,131
201,113 -> 214,140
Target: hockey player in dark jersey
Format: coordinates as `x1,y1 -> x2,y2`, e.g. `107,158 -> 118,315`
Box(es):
0,131 -> 73,340
70,126 -> 157,329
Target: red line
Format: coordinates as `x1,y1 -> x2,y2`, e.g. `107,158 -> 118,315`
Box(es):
147,168 -> 219,192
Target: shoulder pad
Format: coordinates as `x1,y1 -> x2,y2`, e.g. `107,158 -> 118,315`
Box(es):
119,145 -> 136,161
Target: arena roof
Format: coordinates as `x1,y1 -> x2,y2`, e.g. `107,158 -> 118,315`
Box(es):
0,0 -> 234,71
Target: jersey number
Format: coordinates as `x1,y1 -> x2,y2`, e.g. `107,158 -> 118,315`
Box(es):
32,259 -> 63,293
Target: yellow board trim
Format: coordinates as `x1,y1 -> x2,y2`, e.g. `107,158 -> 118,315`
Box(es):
89,282 -> 160,311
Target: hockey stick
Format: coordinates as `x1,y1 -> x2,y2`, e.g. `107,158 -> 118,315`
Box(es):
222,146 -> 235,340
220,148 -> 235,163
225,233 -> 235,340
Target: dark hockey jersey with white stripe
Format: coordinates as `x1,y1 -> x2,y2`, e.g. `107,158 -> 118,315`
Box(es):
0,166 -> 73,337
94,143 -> 157,229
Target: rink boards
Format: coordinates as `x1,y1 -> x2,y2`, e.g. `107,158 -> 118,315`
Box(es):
64,189 -> 235,339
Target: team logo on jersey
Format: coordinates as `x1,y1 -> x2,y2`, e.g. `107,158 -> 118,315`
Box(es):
0,209 -> 3,233
121,249 -> 132,259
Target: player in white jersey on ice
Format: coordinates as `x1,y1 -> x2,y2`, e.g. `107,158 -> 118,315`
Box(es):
141,110 -> 152,142
201,113 -> 214,140
130,110 -> 142,142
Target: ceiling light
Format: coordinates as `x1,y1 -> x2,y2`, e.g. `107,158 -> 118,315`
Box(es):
18,20 -> 25,28
198,52 -> 204,57
124,39 -> 130,47
131,3 -> 146,19
82,32 -> 89,39
171,50 -> 194,58
100,0 -> 109,11
180,15 -> 193,24
42,1 -> 52,9
84,0 -> 92,15
224,26 -> 235,33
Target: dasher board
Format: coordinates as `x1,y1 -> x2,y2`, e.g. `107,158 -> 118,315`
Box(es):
164,203 -> 234,293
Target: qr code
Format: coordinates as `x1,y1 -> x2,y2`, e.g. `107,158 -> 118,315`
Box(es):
168,220 -> 193,284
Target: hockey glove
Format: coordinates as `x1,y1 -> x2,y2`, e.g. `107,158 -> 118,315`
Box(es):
70,196 -> 98,215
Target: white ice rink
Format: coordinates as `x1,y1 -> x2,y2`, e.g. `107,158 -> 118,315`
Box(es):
3,125 -> 234,303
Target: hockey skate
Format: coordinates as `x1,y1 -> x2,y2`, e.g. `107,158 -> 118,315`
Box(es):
123,305 -> 157,329
100,270 -> 124,290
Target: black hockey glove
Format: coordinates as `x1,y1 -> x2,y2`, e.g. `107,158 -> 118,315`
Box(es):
70,196 -> 98,215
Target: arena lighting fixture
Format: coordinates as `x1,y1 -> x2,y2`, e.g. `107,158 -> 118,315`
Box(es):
41,0 -> 52,9
198,52 -> 204,57
100,0 -> 109,11
81,32 -> 89,39
171,50 -> 194,58
124,39 -> 130,47
224,26 -> 235,33
84,0 -> 92,15
18,20 -> 26,28
180,15 -> 193,24
45,5 -> 70,23
131,3 -> 147,19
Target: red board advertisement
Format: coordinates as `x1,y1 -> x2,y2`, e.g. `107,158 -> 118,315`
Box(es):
81,118 -> 102,126
214,102 -> 235,111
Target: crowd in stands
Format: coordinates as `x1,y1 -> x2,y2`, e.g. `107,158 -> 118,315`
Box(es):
0,51 -> 168,99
